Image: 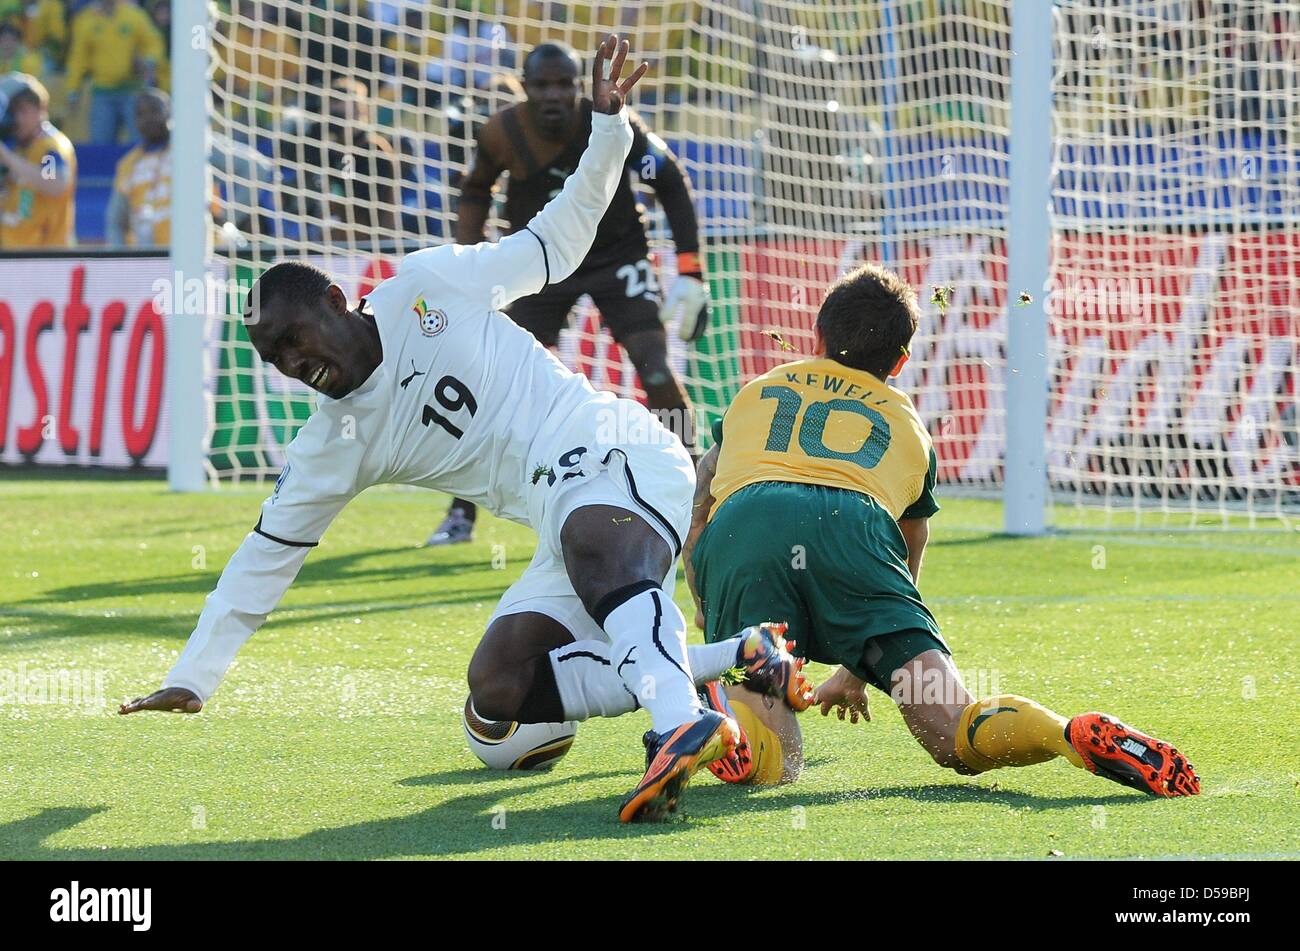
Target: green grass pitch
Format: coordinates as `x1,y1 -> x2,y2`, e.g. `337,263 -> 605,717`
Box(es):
2,474 -> 1297,860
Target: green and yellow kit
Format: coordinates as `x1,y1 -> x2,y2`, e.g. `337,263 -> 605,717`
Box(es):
693,357 -> 948,690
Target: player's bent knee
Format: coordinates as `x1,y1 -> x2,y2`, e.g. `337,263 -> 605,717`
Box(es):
467,652 -> 526,721
467,675 -> 522,722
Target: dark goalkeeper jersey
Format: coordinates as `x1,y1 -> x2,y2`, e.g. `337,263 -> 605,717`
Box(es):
459,99 -> 699,266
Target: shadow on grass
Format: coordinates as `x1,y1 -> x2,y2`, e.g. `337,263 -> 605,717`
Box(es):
2,770 -> 676,860
24,546 -> 507,606
2,775 -> 1142,861
3,546 -> 519,649
0,591 -> 502,651
764,782 -> 1138,811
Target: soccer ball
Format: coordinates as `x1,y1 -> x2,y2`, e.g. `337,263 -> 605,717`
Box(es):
461,696 -> 577,771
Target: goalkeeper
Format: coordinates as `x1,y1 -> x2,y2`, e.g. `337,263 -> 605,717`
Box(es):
427,41 -> 707,546
684,264 -> 1201,798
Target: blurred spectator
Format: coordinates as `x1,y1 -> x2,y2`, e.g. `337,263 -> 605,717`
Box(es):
146,0 -> 169,92
217,0 -> 301,114
23,0 -> 68,69
209,119 -> 279,240
426,15 -> 516,92
0,22 -> 42,75
282,75 -> 397,245
66,0 -> 165,144
0,0 -> 22,26
300,0 -> 378,105
147,0 -> 168,56
386,5 -> 443,103
106,87 -> 168,246
0,73 -> 76,248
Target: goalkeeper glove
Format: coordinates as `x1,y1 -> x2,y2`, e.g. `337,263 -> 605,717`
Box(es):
661,251 -> 711,342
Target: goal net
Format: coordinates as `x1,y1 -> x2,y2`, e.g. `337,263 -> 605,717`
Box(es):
197,0 -> 1298,527
1050,1 -> 1299,526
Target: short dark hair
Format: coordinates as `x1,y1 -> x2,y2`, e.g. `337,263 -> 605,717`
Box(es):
816,263 -> 919,379
245,261 -> 331,324
9,75 -> 49,113
524,42 -> 580,78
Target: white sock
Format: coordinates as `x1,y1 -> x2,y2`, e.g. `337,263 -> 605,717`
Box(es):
689,637 -> 743,681
600,585 -> 702,733
549,635 -> 743,722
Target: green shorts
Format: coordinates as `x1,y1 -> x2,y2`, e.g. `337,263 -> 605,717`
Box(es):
692,481 -> 949,692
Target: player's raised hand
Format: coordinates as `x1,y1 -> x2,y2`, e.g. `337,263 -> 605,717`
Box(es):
812,666 -> 871,725
119,686 -> 203,715
591,33 -> 648,115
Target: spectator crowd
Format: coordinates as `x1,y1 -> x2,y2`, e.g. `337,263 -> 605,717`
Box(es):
6,1 -> 1285,253
1,0 -> 169,249
0,0 -> 547,251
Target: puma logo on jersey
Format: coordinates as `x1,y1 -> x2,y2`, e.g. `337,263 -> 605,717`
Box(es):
413,297 -> 447,337
400,360 -> 427,389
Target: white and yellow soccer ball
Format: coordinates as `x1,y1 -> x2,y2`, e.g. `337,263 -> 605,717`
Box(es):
461,696 -> 577,771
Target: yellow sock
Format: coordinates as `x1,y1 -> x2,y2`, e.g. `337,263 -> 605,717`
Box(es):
954,695 -> 1084,773
729,697 -> 785,785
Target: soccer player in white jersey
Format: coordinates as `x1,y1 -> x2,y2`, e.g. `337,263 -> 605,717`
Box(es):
119,36 -> 811,823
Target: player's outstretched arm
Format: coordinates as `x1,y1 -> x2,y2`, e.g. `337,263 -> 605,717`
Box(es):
120,416 -> 360,715
682,443 -> 720,630
424,35 -> 646,310
529,33 -> 649,281
628,111 -> 710,340
117,533 -> 316,715
454,125 -> 505,244
897,516 -> 930,585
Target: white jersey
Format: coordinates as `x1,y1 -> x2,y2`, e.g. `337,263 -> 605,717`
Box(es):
267,243 -> 641,539
165,108 -> 673,702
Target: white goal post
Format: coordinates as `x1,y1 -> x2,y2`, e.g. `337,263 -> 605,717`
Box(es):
167,1 -> 1300,532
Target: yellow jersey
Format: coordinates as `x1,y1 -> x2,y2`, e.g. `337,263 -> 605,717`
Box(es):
709,357 -> 938,522
24,0 -> 68,59
0,47 -> 44,77
113,142 -> 170,246
66,1 -> 163,90
0,122 -> 77,249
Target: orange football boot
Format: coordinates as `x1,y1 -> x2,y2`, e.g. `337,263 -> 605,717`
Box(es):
698,682 -> 755,783
619,710 -> 740,822
735,622 -> 814,712
1068,713 -> 1200,797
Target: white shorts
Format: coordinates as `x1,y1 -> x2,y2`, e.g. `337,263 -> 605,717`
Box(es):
488,437 -> 695,644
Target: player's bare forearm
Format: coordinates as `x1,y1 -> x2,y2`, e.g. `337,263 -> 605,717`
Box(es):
454,196 -> 491,244
898,516 -> 929,585
455,139 -> 501,244
682,444 -> 719,627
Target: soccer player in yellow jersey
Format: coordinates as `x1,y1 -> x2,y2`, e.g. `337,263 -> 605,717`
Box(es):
0,74 -> 76,249
683,263 -> 1200,797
